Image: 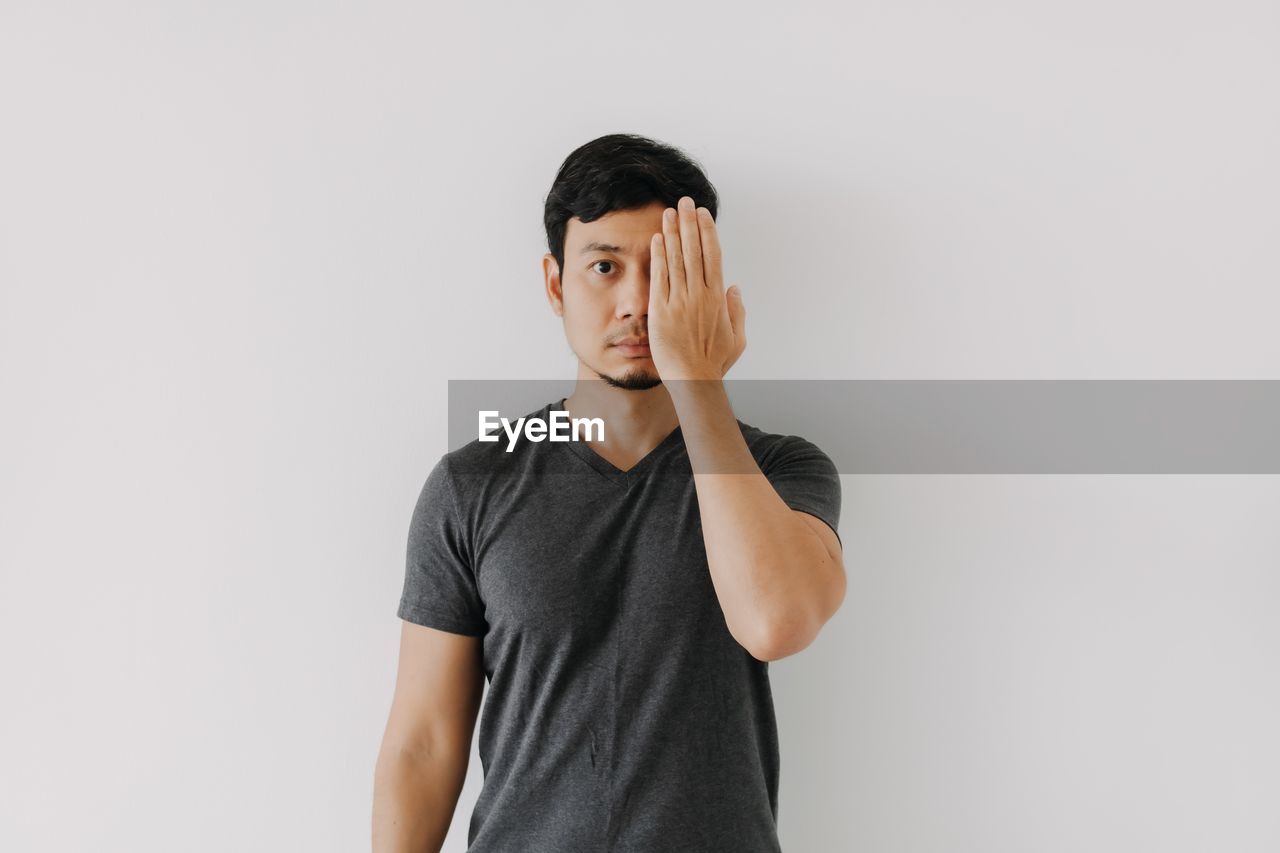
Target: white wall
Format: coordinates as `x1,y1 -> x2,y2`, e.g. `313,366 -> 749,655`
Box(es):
1,1 -> 1276,850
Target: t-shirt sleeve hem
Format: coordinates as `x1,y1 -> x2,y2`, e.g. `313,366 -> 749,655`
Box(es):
786,503 -> 843,548
397,599 -> 487,637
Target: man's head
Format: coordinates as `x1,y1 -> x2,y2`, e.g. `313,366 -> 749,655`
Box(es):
543,133 -> 719,389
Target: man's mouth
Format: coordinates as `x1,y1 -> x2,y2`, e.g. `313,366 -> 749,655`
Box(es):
613,338 -> 651,356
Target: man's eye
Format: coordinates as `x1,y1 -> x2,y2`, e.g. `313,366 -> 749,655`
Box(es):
591,260 -> 616,275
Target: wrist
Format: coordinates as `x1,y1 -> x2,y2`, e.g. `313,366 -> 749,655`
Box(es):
663,373 -> 727,406
659,361 -> 723,384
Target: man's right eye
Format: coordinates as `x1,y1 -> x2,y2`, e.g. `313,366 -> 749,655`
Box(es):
590,260 -> 616,275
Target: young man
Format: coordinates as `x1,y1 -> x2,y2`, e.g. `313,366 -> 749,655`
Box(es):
373,133 -> 845,852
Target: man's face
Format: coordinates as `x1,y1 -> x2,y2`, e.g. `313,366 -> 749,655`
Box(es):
544,201 -> 665,390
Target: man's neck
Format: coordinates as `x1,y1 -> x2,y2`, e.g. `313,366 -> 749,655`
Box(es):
562,376 -> 681,464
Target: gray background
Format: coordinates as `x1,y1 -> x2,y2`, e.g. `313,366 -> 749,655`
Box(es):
2,1 -> 1277,851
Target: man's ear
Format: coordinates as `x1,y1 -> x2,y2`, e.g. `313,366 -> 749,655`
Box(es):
543,253 -> 564,317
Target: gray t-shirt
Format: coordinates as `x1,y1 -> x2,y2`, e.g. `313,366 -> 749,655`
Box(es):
398,397 -> 842,852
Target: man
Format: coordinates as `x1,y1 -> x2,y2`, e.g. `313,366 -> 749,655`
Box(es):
373,133 -> 845,852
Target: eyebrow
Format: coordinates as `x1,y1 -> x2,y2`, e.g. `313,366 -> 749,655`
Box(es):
579,241 -> 633,256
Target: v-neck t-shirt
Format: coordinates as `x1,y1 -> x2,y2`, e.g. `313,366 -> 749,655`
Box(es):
397,397 -> 842,852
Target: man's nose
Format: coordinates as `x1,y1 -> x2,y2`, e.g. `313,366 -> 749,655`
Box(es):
616,267 -> 650,318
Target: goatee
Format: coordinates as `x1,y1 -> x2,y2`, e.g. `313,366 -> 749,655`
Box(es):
595,368 -> 662,391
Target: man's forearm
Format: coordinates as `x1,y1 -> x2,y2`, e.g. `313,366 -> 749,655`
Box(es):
669,379 -> 841,660
372,744 -> 468,853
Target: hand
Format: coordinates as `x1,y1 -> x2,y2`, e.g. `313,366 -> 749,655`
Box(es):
648,196 -> 747,382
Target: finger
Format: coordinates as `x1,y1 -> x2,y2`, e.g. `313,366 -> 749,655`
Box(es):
662,206 -> 686,298
696,206 -> 723,292
677,196 -> 705,289
727,284 -> 747,343
651,232 -> 669,305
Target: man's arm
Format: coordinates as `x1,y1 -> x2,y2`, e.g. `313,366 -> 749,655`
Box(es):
646,196 -> 845,662
670,380 -> 846,663
372,621 -> 484,852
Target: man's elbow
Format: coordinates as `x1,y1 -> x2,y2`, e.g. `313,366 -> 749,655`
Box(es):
747,612 -> 820,662
749,571 -> 847,662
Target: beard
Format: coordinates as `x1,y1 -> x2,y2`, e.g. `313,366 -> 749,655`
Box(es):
594,365 -> 662,391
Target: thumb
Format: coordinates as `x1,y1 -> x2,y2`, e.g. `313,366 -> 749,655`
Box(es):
727,285 -> 746,338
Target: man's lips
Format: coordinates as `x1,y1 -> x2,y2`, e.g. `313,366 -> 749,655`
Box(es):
612,339 -> 651,356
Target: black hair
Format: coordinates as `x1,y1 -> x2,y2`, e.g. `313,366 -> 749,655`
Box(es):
543,133 -> 719,275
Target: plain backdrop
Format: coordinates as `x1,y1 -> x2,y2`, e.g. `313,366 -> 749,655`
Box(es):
2,1 -> 1278,851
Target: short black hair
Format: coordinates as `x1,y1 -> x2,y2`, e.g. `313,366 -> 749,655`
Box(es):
543,133 -> 719,274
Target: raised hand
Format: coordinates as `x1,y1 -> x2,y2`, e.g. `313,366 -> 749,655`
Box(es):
648,196 -> 747,382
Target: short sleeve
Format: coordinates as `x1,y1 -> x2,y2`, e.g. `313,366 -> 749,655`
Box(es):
761,435 -> 843,546
397,455 -> 488,636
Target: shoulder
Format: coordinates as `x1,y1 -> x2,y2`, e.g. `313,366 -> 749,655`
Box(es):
735,419 -> 836,474
443,402 -> 552,472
